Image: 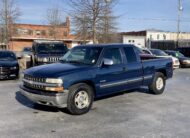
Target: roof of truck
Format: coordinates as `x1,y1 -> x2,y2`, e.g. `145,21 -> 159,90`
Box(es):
77,44 -> 135,48
33,40 -> 64,44
0,50 -> 15,53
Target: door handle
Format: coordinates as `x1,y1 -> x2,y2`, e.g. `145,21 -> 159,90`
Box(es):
123,67 -> 128,71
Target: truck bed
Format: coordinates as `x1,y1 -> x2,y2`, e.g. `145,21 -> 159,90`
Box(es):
141,57 -> 173,85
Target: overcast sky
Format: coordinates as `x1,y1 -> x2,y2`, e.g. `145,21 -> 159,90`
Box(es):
17,0 -> 190,32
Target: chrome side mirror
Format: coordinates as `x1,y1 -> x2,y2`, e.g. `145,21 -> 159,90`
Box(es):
103,58 -> 114,66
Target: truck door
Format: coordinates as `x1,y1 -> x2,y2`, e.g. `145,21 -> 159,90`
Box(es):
97,48 -> 128,96
122,46 -> 144,89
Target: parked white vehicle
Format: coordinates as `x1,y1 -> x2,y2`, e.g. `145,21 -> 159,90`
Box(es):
142,49 -> 180,69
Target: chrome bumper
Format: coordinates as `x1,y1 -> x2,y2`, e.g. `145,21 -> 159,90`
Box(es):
173,65 -> 180,69
20,86 -> 69,108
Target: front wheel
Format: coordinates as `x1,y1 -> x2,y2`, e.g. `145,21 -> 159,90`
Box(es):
67,83 -> 94,115
149,72 -> 166,95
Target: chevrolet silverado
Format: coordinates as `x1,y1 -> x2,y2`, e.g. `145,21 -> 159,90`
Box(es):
20,44 -> 173,115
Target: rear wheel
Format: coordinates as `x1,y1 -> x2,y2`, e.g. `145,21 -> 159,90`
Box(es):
149,72 -> 166,95
67,83 -> 94,115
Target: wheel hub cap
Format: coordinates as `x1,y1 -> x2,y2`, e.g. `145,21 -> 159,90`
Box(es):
156,77 -> 164,90
75,91 -> 90,109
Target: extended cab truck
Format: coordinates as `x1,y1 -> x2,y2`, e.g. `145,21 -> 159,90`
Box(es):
31,40 -> 68,66
20,44 -> 173,115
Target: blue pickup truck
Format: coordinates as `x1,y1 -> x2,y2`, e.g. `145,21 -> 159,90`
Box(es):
20,44 -> 173,115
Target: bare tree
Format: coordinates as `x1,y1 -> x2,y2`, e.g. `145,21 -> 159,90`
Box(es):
97,0 -> 118,43
0,0 -> 20,49
72,12 -> 91,44
45,6 -> 63,40
67,0 -> 118,44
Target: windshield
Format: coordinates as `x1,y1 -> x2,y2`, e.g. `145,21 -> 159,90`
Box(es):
0,52 -> 16,61
150,49 -> 168,56
175,52 -> 184,57
23,47 -> 32,52
35,43 -> 68,54
60,47 -> 102,65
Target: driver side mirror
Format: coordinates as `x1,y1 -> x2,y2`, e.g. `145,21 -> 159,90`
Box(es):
103,58 -> 114,66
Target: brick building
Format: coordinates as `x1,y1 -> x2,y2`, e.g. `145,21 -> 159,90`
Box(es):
7,17 -> 89,51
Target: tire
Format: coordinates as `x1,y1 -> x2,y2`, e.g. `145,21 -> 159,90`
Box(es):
148,72 -> 166,95
30,56 -> 33,67
67,83 -> 94,115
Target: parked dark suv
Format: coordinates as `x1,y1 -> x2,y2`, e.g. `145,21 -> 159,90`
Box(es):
0,51 -> 19,80
31,40 -> 68,66
165,50 -> 190,68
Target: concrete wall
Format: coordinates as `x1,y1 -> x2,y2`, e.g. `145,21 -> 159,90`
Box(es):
123,35 -> 146,48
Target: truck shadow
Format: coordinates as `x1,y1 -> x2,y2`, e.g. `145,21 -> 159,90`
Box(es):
95,87 -> 153,101
15,87 -> 152,114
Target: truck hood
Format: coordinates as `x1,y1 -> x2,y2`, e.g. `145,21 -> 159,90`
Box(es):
36,53 -> 65,58
178,56 -> 190,61
24,63 -> 91,78
0,60 -> 18,67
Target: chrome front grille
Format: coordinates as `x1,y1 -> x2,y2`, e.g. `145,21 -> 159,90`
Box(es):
48,57 -> 60,62
23,75 -> 46,90
0,67 -> 10,74
24,81 -> 45,90
24,74 -> 46,83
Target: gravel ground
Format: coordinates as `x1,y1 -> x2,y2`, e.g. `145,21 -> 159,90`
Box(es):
0,69 -> 190,138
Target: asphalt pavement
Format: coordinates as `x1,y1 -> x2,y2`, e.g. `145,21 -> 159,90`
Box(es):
0,69 -> 190,138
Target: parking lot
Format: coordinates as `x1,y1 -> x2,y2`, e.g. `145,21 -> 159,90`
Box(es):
0,69 -> 189,138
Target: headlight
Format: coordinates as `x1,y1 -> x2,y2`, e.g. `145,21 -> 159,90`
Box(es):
43,58 -> 48,62
183,60 -> 190,64
10,66 -> 17,70
46,78 -> 63,84
45,86 -> 64,92
37,57 -> 48,62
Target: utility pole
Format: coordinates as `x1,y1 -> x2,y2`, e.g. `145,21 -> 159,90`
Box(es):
177,0 -> 183,48
4,0 -> 9,49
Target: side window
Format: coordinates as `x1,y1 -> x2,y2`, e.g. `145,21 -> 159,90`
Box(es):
124,47 -> 138,63
143,50 -> 151,54
103,48 -> 122,65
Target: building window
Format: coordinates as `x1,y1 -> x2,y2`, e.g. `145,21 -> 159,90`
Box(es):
150,35 -> 153,40
157,34 -> 160,40
163,34 -> 166,40
16,29 -> 32,35
49,30 -> 54,36
35,30 -> 41,36
64,31 -> 68,37
41,30 -> 46,36
28,30 -> 33,35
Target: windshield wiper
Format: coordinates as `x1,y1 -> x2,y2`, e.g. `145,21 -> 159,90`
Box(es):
67,60 -> 84,64
60,60 -> 91,65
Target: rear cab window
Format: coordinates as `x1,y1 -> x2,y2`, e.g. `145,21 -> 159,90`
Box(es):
123,47 -> 139,63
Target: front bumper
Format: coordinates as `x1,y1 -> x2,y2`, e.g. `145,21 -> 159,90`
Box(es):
20,85 -> 69,108
181,63 -> 190,68
173,64 -> 180,69
0,69 -> 19,80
